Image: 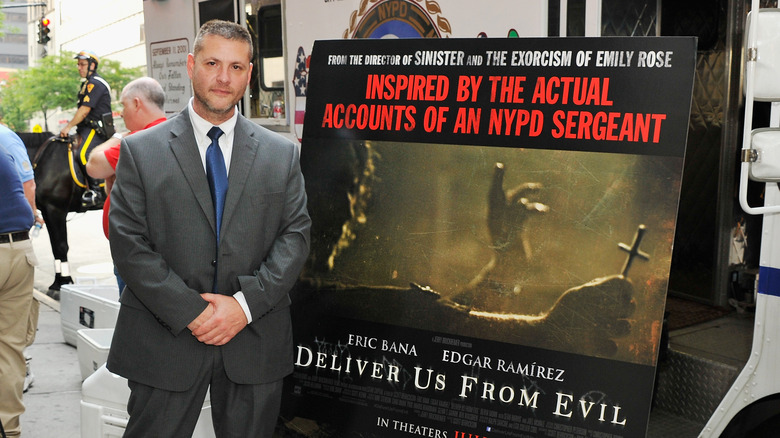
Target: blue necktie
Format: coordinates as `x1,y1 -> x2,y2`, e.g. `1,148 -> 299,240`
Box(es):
206,126 -> 227,244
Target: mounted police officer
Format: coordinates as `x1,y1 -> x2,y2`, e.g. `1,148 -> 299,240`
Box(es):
59,50 -> 114,208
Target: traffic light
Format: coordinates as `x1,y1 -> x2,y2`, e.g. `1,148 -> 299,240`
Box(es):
37,17 -> 51,45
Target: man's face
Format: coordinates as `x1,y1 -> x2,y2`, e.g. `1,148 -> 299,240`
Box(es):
187,34 -> 252,124
77,59 -> 90,78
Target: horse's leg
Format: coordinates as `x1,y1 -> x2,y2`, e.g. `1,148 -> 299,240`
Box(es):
31,135 -> 77,299
40,205 -> 73,299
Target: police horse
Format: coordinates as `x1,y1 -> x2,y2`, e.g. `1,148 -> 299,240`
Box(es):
20,132 -> 105,298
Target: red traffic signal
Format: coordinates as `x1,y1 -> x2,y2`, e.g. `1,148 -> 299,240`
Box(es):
37,17 -> 51,45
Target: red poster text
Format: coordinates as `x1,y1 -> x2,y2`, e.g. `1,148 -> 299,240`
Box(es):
551,111 -> 666,142
321,103 -> 417,131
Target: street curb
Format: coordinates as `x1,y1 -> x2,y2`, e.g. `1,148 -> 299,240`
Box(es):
34,288 -> 60,313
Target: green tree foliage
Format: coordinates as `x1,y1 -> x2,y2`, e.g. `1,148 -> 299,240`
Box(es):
0,51 -> 144,131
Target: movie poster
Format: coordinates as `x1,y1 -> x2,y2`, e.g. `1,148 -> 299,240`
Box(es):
277,37 -> 695,438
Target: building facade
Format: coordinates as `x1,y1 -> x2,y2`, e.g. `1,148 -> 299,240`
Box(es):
0,0 -> 31,81
29,0 -> 145,68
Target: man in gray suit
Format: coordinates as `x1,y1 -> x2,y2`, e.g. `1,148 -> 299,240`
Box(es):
107,20 -> 311,437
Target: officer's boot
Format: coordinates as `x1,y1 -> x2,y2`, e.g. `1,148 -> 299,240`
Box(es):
81,177 -> 105,208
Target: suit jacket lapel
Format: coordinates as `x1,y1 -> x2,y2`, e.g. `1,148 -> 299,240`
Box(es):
221,117 -> 258,235
168,109 -> 217,235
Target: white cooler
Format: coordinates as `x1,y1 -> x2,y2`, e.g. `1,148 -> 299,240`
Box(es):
76,328 -> 114,381
81,365 -> 215,438
60,284 -> 120,347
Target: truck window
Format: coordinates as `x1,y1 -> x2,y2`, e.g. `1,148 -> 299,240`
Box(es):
247,4 -> 284,120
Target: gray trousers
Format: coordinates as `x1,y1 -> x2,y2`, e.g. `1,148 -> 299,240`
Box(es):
123,345 -> 283,438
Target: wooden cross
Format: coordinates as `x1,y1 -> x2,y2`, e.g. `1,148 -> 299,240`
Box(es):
618,224 -> 650,277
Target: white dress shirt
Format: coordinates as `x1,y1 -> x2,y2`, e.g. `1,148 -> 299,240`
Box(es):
187,98 -> 252,323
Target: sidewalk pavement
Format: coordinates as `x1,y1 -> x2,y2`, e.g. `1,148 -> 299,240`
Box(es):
22,292 -> 81,438
21,210 -> 115,438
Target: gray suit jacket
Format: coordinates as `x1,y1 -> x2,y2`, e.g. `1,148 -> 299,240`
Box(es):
106,108 -> 311,391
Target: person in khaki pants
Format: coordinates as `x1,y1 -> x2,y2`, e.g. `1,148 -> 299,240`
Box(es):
0,143 -> 40,437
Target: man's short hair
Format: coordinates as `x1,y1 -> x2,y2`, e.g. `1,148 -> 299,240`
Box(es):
193,19 -> 253,60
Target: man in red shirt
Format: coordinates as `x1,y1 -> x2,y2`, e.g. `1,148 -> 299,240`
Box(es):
87,77 -> 167,295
